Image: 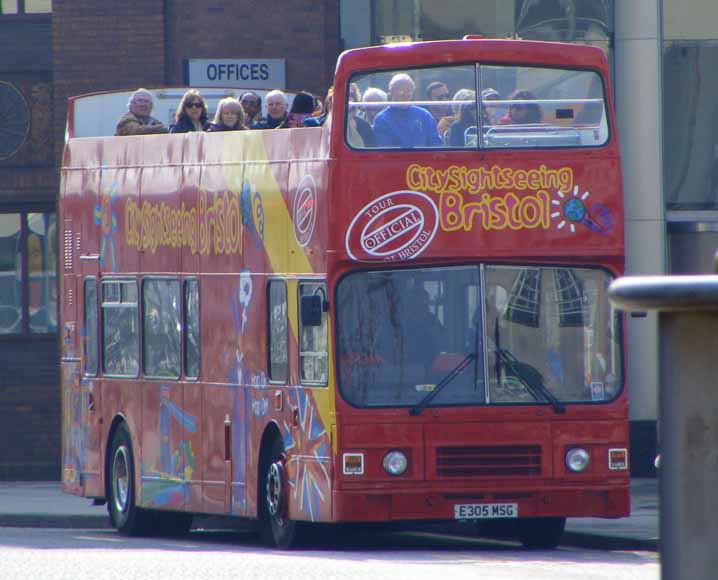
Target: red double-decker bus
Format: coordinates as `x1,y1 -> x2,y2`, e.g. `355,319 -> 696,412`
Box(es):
60,37 -> 628,550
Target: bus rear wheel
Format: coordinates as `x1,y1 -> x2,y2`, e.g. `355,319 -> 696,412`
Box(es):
259,437 -> 296,549
518,517 -> 566,549
107,423 -> 151,535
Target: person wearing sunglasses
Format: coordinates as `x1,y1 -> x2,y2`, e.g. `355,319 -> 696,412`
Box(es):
425,81 -> 454,135
170,90 -> 210,133
115,88 -> 168,136
497,89 -> 542,125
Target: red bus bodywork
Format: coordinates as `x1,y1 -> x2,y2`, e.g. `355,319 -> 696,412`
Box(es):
60,38 -> 628,547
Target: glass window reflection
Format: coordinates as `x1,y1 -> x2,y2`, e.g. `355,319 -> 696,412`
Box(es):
663,41 -> 718,210
0,213 -> 21,334
27,212 -> 57,334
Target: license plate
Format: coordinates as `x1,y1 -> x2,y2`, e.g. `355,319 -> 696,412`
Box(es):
454,503 -> 518,519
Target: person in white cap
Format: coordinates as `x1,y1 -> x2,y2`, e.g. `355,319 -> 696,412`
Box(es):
115,88 -> 168,136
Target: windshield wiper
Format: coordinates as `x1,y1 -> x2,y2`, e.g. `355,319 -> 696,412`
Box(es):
409,353 -> 475,417
495,346 -> 565,414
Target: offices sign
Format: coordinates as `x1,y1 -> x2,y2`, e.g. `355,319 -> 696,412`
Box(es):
184,59 -> 286,89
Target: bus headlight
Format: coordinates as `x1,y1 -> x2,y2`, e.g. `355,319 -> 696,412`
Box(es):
565,448 -> 590,473
382,450 -> 408,476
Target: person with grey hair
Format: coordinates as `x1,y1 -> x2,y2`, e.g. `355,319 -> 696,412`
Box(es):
250,89 -> 288,129
372,73 -> 441,148
447,89 -> 477,147
115,88 -> 168,136
361,87 -> 387,125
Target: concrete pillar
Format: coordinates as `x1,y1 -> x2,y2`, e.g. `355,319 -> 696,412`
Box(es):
610,276 -> 718,580
613,0 -> 664,452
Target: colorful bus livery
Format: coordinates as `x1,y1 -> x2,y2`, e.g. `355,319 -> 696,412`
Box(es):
60,37 -> 629,550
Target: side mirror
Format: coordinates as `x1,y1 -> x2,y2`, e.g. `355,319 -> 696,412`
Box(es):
300,295 -> 323,327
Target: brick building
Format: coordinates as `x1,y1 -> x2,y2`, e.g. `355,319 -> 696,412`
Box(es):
0,0 -> 339,480
6,0 -> 718,480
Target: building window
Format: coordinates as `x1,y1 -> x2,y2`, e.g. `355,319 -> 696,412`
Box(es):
1,0 -> 52,14
142,278 -> 181,379
268,279 -> 288,382
663,41 -> 718,210
102,279 -> 139,377
298,281 -> 328,385
341,1 -> 614,91
0,210 -> 56,336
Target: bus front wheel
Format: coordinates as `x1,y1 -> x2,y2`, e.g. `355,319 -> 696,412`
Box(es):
259,437 -> 296,549
108,423 -> 151,535
518,517 -> 566,549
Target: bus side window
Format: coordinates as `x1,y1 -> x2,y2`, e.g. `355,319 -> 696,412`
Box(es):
83,278 -> 98,376
142,278 -> 181,379
298,281 -> 328,386
184,279 -> 200,379
101,280 -> 139,377
268,279 -> 288,383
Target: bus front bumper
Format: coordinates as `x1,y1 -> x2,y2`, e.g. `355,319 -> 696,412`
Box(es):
331,483 -> 630,522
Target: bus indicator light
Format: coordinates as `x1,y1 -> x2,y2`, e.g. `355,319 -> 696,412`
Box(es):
608,448 -> 628,470
343,453 -> 364,475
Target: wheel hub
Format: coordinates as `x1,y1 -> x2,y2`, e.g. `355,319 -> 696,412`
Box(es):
266,460 -> 285,518
112,445 -> 130,513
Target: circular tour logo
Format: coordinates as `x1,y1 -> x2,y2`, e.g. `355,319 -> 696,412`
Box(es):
292,174 -> 317,247
345,190 -> 439,262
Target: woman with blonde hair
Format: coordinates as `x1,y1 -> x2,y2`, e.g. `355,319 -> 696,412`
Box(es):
170,89 -> 210,133
207,97 -> 246,131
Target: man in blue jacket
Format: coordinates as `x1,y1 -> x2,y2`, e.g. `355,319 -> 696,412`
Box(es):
373,73 -> 442,148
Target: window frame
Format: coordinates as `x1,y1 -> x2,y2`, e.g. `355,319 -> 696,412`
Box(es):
334,263 -> 624,410
0,207 -> 57,339
344,62 -> 610,152
83,277 -> 98,377
183,277 -> 200,380
100,277 -> 139,378
298,280 -> 329,387
0,0 -> 52,16
267,278 -> 289,384
141,276 -> 182,381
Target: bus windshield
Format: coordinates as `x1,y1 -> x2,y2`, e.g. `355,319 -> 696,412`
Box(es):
347,63 -> 608,150
336,265 -> 621,409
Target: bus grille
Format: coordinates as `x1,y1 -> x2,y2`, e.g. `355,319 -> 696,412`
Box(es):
436,445 -> 542,477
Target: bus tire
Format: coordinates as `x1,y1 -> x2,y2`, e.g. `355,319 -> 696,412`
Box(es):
258,436 -> 296,549
518,517 -> 566,549
107,423 -> 151,536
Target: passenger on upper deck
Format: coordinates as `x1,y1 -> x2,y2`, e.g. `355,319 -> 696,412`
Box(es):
169,90 -> 210,133
239,92 -> 262,126
278,91 -> 315,128
346,84 -> 374,147
304,88 -> 332,127
447,89 -> 477,147
497,90 -> 542,125
361,87 -> 387,125
425,81 -> 454,136
481,87 -> 501,125
115,88 -> 168,136
251,90 -> 288,129
373,73 -> 441,148
207,97 -> 246,132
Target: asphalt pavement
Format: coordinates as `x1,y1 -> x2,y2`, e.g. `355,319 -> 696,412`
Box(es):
0,479 -> 658,551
